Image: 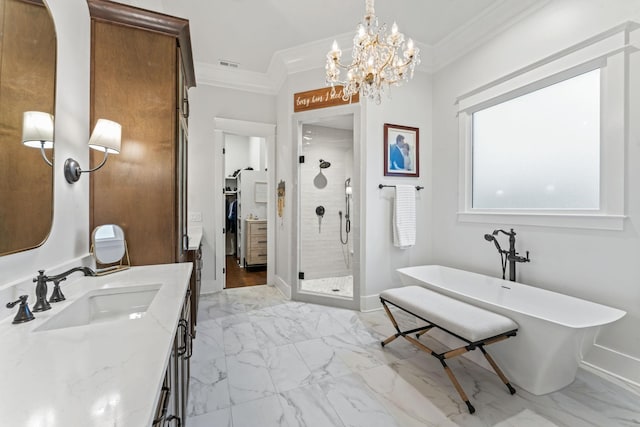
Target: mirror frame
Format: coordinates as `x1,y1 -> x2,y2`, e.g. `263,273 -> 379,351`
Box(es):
0,0 -> 57,256
91,224 -> 131,275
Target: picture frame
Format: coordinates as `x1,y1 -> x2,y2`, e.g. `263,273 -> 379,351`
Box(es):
255,181 -> 267,203
384,123 -> 419,177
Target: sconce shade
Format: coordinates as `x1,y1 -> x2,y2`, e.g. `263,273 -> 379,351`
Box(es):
88,119 -> 121,153
22,111 -> 54,149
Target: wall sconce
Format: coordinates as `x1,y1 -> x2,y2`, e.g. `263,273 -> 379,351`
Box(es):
64,119 -> 121,184
22,111 -> 54,166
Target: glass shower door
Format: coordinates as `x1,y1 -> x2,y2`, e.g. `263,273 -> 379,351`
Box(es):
298,117 -> 356,308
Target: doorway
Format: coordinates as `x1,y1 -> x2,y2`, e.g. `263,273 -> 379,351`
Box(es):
292,106 -> 361,310
213,118 -> 276,292
223,134 -> 267,288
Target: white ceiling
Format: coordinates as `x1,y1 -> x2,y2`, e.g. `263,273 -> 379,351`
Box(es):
121,0 -> 547,77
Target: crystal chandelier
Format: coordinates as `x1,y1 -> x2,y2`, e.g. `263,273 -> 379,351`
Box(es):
325,0 -> 420,104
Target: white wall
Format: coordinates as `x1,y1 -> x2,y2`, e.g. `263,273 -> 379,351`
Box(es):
0,0 -> 91,295
224,134 -> 251,176
187,84 -> 275,294
274,68 -> 433,308
431,0 -> 640,384
360,73 -> 433,310
249,136 -> 266,171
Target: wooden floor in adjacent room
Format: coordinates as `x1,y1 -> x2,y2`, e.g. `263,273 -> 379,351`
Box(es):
225,255 -> 267,288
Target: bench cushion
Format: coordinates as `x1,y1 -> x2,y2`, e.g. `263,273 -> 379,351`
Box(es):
380,286 -> 518,343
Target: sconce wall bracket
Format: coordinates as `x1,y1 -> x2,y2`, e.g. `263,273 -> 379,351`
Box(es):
64,152 -> 110,184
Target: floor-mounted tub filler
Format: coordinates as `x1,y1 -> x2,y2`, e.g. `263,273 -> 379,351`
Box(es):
396,265 -> 626,395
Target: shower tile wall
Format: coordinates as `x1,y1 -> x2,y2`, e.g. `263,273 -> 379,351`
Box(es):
301,140 -> 353,280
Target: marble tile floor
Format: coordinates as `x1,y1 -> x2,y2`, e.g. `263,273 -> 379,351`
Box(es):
187,285 -> 640,427
300,275 -> 353,298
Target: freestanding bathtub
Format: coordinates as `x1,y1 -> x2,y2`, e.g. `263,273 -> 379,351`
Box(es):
396,265 -> 626,395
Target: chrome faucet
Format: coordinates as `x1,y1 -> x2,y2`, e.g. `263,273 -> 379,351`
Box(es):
32,267 -> 96,311
484,228 -> 530,281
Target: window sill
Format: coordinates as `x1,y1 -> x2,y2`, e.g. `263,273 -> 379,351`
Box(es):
457,211 -> 625,231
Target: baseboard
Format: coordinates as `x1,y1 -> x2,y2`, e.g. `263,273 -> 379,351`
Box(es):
360,293 -> 382,312
199,278 -> 219,295
274,275 -> 291,299
581,343 -> 640,393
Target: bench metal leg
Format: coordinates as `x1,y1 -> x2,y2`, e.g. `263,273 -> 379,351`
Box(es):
380,300 -> 434,348
441,359 -> 475,414
416,329 -> 429,338
380,300 -> 401,347
379,297 -> 517,414
479,346 -> 516,395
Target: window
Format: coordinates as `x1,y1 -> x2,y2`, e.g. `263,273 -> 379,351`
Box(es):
472,69 -> 600,210
456,23 -> 631,230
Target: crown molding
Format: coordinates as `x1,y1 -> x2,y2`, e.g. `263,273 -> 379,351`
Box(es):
431,0 -> 551,72
195,0 -> 549,92
195,61 -> 277,95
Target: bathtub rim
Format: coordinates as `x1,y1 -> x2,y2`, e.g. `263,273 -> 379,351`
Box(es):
396,264 -> 626,329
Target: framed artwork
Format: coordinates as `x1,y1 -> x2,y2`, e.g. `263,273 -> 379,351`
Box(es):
255,181 -> 267,203
384,123 -> 419,177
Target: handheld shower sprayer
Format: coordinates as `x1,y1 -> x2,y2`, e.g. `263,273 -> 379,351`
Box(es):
340,178 -> 352,244
484,228 -> 530,281
484,233 -> 503,253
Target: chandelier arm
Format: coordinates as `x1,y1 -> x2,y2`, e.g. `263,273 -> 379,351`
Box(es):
324,0 -> 419,102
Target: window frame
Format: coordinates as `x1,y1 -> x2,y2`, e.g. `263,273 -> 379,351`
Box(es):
456,23 -> 636,230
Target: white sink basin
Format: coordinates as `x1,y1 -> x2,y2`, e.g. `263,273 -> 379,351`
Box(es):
34,284 -> 162,332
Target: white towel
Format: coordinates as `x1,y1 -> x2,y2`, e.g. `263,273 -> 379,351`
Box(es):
393,185 -> 416,248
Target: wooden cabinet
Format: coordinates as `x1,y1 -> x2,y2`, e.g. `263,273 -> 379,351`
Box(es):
152,289 -> 192,426
87,0 -> 196,266
235,170 -> 267,267
245,220 -> 267,267
186,243 -> 202,337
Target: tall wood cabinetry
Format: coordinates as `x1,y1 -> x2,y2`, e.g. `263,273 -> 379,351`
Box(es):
88,0 -> 195,266
87,3 -> 196,424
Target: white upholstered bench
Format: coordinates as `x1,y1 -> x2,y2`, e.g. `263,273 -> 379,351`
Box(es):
379,285 -> 518,414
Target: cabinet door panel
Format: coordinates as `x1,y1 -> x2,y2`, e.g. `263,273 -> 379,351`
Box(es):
90,20 -> 177,265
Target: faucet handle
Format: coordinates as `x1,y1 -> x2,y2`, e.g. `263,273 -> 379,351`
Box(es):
6,295 -> 35,324
49,277 -> 68,303
33,270 -> 47,283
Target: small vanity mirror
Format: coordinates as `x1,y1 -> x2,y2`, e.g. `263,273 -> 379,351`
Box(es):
91,224 -> 130,275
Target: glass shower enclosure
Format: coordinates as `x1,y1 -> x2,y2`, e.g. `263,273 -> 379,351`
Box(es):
295,111 -> 359,309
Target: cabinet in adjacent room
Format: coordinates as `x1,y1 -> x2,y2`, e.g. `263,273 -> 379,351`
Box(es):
245,219 -> 267,267
87,0 -> 196,266
235,170 -> 267,267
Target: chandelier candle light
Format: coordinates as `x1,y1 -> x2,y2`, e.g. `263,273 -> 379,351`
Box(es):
326,0 -> 420,104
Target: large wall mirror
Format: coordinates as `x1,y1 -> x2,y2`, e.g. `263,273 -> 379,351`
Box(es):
0,0 -> 56,255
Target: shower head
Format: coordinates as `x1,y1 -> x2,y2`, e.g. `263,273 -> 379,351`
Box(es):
319,159 -> 331,169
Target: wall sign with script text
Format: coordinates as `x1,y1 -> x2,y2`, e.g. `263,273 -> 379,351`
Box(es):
293,86 -> 359,112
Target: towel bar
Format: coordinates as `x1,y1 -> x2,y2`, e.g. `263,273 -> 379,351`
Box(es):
378,184 -> 424,190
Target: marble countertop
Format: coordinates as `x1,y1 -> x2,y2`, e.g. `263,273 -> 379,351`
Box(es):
188,226 -> 203,250
0,263 -> 192,427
